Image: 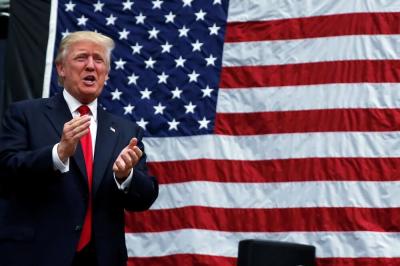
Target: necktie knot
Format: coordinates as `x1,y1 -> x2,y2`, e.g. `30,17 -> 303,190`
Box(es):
78,105 -> 90,116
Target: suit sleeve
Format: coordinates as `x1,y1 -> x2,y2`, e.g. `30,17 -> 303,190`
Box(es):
0,103 -> 58,183
121,126 -> 159,211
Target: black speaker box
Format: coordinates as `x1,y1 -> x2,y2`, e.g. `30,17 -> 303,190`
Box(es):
237,239 -> 316,266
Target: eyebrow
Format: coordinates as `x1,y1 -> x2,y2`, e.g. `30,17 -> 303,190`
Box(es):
73,51 -> 104,58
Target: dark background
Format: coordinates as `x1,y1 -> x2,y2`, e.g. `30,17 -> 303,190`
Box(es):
0,0 -> 9,119
0,0 -> 50,120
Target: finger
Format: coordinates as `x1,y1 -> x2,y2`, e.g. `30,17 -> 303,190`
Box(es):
62,123 -> 89,141
66,115 -> 83,126
72,128 -> 90,140
64,117 -> 90,136
127,149 -> 140,165
71,121 -> 90,137
66,115 -> 90,127
115,159 -> 126,171
132,146 -> 143,159
70,115 -> 91,128
121,152 -> 133,167
112,162 -> 119,172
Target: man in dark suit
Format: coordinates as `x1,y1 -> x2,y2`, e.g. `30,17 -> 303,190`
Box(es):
0,31 -> 159,266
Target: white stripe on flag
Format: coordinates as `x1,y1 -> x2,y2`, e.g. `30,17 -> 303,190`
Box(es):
144,132 -> 400,162
222,35 -> 400,67
126,229 -> 400,258
217,83 -> 400,113
228,0 -> 400,22
151,181 -> 400,209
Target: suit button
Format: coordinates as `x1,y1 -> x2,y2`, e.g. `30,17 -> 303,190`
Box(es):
74,225 -> 82,232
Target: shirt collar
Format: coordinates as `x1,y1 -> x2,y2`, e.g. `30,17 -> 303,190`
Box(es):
63,89 -> 98,122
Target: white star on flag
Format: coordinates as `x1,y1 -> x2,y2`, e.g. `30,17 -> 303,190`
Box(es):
152,0 -> 163,9
122,0 -> 134,10
93,1 -> 104,12
77,15 -> 88,26
195,9 -> 207,21
131,43 -> 143,54
140,88 -> 152,99
175,56 -> 186,68
105,14 -> 117,25
201,85 -> 213,97
153,103 -> 166,115
191,40 -> 203,52
171,87 -> 183,99
65,1 -> 75,12
178,25 -> 190,37
136,118 -> 148,130
135,13 -> 146,24
165,12 -> 176,23
144,57 -> 156,69
123,104 -> 135,115
127,73 -> 139,85
208,23 -> 220,35
157,72 -> 169,84
161,42 -> 173,53
114,58 -> 127,70
198,117 -> 210,129
205,54 -> 217,66
118,28 -> 130,40
182,0 -> 193,7
167,119 -> 180,130
148,27 -> 160,39
188,70 -> 200,82
111,88 -> 122,100
184,102 -> 196,114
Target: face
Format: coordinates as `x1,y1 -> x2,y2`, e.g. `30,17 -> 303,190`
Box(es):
56,40 -> 109,104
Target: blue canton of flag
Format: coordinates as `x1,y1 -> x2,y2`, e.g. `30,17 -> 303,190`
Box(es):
51,0 -> 228,137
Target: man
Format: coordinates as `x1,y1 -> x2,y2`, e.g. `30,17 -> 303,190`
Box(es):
0,31 -> 159,266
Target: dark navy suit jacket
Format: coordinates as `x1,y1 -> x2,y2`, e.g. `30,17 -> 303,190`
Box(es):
0,93 -> 159,266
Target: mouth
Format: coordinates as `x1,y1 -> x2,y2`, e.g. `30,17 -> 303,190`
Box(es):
82,75 -> 96,86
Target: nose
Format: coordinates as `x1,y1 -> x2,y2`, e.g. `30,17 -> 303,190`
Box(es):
85,56 -> 95,70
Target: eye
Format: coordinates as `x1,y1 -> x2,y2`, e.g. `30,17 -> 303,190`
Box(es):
94,57 -> 104,63
75,55 -> 87,61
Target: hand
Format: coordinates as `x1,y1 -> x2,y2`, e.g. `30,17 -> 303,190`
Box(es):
57,115 -> 91,162
113,138 -> 143,181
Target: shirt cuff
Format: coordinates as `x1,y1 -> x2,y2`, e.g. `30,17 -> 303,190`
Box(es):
52,143 -> 69,173
114,170 -> 133,193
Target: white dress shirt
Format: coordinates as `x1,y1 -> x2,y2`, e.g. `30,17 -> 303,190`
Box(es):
52,89 -> 132,191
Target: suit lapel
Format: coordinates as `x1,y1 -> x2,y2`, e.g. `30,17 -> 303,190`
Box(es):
93,107 -> 119,196
44,93 -> 88,183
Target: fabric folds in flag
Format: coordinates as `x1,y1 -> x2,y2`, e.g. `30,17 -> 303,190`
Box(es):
44,0 -> 400,265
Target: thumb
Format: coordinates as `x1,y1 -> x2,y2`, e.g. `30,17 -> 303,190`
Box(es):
128,138 -> 138,149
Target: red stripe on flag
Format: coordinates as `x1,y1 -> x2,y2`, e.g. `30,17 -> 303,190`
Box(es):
226,13 -> 400,42
128,256 -> 400,266
219,60 -> 400,88
127,254 -> 236,266
128,257 -> 400,266
214,109 -> 400,135
148,158 -> 400,184
317,257 -> 400,266
125,207 -> 400,233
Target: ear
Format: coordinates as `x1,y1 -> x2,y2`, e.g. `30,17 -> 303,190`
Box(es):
56,63 -> 65,78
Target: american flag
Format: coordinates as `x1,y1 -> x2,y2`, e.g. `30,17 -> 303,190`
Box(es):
44,0 -> 400,265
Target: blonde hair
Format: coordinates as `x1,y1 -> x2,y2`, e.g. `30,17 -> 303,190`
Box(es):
55,31 -> 115,86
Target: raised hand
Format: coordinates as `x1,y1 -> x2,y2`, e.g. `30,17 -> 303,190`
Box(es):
57,115 -> 91,162
113,138 -> 143,181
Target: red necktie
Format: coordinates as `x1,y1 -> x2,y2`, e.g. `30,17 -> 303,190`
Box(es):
76,105 -> 93,251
